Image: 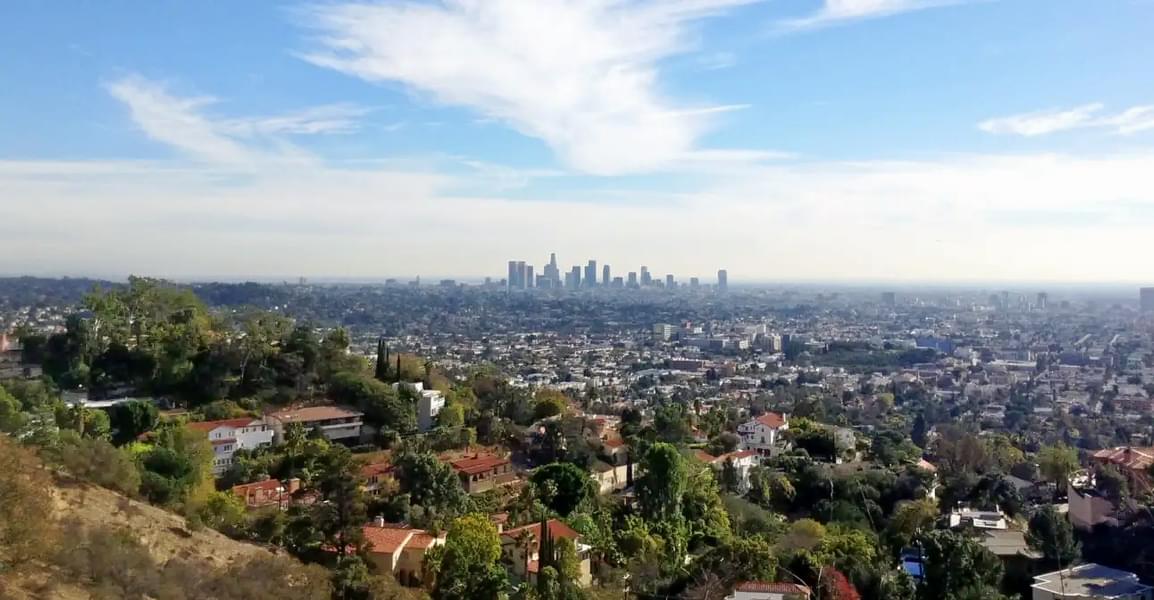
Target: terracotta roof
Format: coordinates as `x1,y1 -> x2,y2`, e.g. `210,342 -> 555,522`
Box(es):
694,450 -> 717,463
408,532 -> 440,549
603,437 -> 626,449
734,581 -> 811,595
502,519 -> 580,553
1093,447 -> 1154,471
756,412 -> 787,429
362,526 -> 415,555
449,453 -> 509,475
187,418 -> 261,432
361,462 -> 394,478
231,479 -> 282,495
269,405 -> 363,423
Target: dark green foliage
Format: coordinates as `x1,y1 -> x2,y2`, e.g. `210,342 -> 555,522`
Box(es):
1027,505 -> 1080,569
108,399 -> 159,445
916,530 -> 1004,600
531,462 -> 595,517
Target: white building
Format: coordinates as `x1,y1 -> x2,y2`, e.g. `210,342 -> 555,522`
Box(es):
394,381 -> 446,431
737,412 -> 789,454
187,418 -> 274,475
1031,564 -> 1152,600
726,582 -> 811,600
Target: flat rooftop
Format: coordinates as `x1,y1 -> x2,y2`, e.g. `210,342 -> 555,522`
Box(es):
1032,563 -> 1152,597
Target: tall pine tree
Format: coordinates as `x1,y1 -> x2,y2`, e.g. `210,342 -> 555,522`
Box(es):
374,337 -> 389,383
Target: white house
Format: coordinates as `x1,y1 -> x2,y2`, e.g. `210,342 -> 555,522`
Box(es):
697,449 -> 760,492
737,412 -> 789,454
726,581 -> 811,600
393,381 -> 446,431
187,417 -> 274,475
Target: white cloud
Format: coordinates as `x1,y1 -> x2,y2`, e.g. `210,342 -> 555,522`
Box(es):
4,150 -> 1154,283
979,103 -> 1154,137
106,75 -> 371,165
297,0 -> 761,175
778,0 -> 975,31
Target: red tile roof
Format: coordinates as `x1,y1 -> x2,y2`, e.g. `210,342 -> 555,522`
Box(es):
361,462 -> 395,478
362,526 -> 415,555
501,519 -> 580,553
734,581 -> 811,595
187,418 -> 261,432
756,412 -> 787,429
449,453 -> 509,475
694,450 -> 717,463
1093,447 -> 1154,471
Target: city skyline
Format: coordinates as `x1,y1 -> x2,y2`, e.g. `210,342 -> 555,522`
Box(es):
504,252 -> 727,291
3,2 -> 1154,281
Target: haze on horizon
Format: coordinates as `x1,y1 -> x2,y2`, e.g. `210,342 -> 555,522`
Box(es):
2,1 -> 1154,283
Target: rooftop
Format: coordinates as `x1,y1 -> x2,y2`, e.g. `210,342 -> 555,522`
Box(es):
1032,563 -> 1152,597
268,405 -> 363,423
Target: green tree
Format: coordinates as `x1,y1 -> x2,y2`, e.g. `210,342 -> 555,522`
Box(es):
312,446 -> 368,559
433,514 -> 508,600
1026,505 -> 1080,570
682,459 -> 731,545
886,498 -> 938,550
533,389 -> 569,420
917,530 -> 1003,600
197,490 -> 249,536
531,462 -> 595,517
108,399 -> 159,445
50,432 -> 141,496
637,442 -> 687,522
1038,444 -> 1079,492
395,450 -> 471,520
0,386 -> 27,433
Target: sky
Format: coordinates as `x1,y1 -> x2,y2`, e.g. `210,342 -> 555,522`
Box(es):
2,0 -> 1154,284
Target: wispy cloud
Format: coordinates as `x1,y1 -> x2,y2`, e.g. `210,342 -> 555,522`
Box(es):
297,0 -> 763,175
105,75 -> 371,165
778,0 -> 977,32
979,103 -> 1154,136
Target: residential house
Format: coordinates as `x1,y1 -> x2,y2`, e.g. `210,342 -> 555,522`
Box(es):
267,405 -> 364,444
393,381 -> 445,432
696,449 -> 759,492
500,519 -> 592,587
1031,564 -> 1153,600
448,453 -> 518,494
1091,447 -> 1154,495
230,478 -> 300,510
1068,483 -> 1120,530
362,519 -> 445,588
186,417 -> 274,475
361,461 -> 396,497
726,581 -> 812,600
737,412 -> 789,455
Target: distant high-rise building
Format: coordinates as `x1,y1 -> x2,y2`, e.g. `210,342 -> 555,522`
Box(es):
640,266 -> 651,286
1036,292 -> 1048,310
517,261 -> 527,290
584,260 -> 598,288
602,264 -> 611,286
541,252 -> 560,288
690,277 -> 699,288
881,291 -> 896,306
567,266 -> 582,290
1141,287 -> 1154,313
717,269 -> 728,292
627,272 -> 638,288
525,265 -> 534,289
612,276 -> 624,288
507,261 -> 518,290
665,274 -> 675,288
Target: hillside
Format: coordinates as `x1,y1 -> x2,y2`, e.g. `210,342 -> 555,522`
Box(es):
1,466 -> 326,600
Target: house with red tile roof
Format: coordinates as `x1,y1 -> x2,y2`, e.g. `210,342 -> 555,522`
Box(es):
500,519 -> 592,587
230,478 -> 300,510
361,518 -> 445,587
360,461 -> 396,497
446,453 -> 518,494
727,581 -> 811,600
186,417 -> 273,475
737,412 -> 789,455
1091,446 -> 1154,494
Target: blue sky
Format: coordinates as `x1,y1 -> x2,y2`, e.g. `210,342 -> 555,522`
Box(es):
2,0 -> 1154,282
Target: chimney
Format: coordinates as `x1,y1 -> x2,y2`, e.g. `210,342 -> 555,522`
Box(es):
375,515 -> 386,528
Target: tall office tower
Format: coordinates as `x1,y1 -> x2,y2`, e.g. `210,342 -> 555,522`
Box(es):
612,276 -> 624,288
507,261 -> 518,290
665,274 -> 675,288
627,272 -> 638,288
516,261 -> 527,289
584,260 -> 598,288
1141,288 -> 1154,312
1036,292 -> 1048,310
690,277 -> 699,288
602,264 -> 611,286
881,291 -> 896,307
568,266 -> 582,290
640,266 -> 651,286
717,269 -> 728,292
1000,290 -> 1010,310
543,252 -> 560,288
525,265 -> 535,289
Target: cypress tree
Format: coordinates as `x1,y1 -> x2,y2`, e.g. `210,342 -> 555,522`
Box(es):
374,337 -> 388,382
395,355 -> 402,383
